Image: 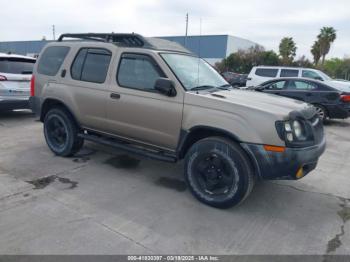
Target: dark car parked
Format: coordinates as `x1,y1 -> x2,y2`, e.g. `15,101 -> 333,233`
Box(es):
254,77 -> 350,121
222,72 -> 248,88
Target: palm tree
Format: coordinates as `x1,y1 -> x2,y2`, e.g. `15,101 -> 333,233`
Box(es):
311,41 -> 321,66
279,37 -> 297,65
317,27 -> 337,65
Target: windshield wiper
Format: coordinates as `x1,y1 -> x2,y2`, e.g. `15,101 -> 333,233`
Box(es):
190,85 -> 217,91
217,84 -> 233,90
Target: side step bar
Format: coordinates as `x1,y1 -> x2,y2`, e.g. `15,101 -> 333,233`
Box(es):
78,133 -> 177,163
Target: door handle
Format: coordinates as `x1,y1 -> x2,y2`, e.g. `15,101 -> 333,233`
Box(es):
110,93 -> 121,99
306,93 -> 312,97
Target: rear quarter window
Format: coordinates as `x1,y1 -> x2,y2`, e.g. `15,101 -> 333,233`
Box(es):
255,68 -> 278,77
37,46 -> 70,76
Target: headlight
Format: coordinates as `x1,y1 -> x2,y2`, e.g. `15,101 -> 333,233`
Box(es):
284,122 -> 292,132
292,120 -> 303,139
276,119 -> 313,147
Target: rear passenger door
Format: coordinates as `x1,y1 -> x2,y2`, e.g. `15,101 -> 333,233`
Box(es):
66,47 -> 112,131
283,80 -> 319,102
106,52 -> 184,151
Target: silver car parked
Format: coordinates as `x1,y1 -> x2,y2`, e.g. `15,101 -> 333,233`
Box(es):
0,53 -> 36,111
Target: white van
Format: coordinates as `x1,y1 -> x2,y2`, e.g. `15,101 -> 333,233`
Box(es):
246,66 -> 349,90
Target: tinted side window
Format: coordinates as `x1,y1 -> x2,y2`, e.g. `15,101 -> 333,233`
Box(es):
117,54 -> 164,91
266,81 -> 287,90
287,80 -> 316,90
37,46 -> 70,76
70,48 -> 111,84
280,69 -> 298,77
255,68 -> 278,77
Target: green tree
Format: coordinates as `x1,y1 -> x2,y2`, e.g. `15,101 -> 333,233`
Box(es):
218,45 -> 280,74
317,27 -> 337,65
311,41 -> 321,66
323,58 -> 350,80
279,37 -> 297,65
293,56 -> 313,68
260,50 -> 280,66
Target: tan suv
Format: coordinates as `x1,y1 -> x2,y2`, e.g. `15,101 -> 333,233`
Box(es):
30,33 -> 326,208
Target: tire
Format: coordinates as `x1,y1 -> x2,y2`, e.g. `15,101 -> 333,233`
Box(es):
184,137 -> 255,209
313,104 -> 327,122
44,107 -> 84,157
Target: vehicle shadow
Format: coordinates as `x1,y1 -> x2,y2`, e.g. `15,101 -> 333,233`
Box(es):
0,110 -> 34,121
324,119 -> 350,127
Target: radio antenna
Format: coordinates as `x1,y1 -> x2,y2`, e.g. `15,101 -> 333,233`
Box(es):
185,13 -> 189,47
197,18 -> 202,87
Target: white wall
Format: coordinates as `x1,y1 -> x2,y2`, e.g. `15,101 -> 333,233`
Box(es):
203,58 -> 222,65
226,36 -> 260,57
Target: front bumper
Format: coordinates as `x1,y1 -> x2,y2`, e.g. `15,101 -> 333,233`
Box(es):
241,137 -> 326,180
0,97 -> 29,110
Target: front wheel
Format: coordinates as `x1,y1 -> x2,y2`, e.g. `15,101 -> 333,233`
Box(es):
313,104 -> 327,122
44,107 -> 84,157
184,137 -> 255,209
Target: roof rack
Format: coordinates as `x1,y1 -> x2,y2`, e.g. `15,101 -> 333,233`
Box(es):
57,33 -> 193,54
57,33 -> 152,48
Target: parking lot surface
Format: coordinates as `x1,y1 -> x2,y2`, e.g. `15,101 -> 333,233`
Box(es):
0,110 -> 349,255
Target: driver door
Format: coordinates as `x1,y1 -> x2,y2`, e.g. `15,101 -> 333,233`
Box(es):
262,80 -> 288,96
105,52 -> 184,151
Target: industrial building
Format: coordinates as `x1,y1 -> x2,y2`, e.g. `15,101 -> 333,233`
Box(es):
0,35 -> 258,64
159,35 -> 258,64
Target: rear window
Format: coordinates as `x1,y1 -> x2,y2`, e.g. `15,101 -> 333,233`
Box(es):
71,48 -> 111,84
255,68 -> 278,77
37,46 -> 70,76
0,58 -> 35,74
280,69 -> 298,77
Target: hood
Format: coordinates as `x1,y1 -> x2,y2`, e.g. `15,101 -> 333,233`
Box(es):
185,89 -> 313,119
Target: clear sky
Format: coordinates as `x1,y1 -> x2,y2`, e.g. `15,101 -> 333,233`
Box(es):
0,0 -> 349,59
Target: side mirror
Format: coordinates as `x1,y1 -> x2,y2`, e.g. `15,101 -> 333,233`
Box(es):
315,76 -> 324,81
154,78 -> 177,97
255,86 -> 265,91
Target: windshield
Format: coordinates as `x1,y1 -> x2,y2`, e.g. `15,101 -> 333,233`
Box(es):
161,53 -> 228,90
316,70 -> 332,81
0,58 -> 36,74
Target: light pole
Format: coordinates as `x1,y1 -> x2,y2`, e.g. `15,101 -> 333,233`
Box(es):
52,25 -> 56,40
185,13 -> 188,47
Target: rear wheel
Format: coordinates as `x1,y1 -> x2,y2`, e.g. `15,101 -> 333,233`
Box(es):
44,107 -> 84,157
184,137 -> 255,208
